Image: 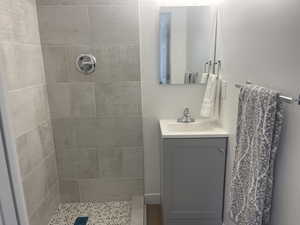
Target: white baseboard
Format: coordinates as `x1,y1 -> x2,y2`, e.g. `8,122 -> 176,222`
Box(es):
144,193 -> 160,204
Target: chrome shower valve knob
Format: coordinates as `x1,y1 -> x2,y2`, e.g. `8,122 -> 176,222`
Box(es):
75,54 -> 96,74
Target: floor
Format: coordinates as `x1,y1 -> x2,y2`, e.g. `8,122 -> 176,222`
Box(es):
146,205 -> 161,225
48,201 -> 131,225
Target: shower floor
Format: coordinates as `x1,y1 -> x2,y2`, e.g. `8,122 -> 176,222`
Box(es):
48,201 -> 131,225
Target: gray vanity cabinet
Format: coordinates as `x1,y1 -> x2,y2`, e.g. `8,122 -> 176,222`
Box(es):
161,138 -> 227,225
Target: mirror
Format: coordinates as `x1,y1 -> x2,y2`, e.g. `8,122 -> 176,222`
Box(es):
159,6 -> 214,85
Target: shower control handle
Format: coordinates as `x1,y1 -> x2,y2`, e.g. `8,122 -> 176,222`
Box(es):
75,54 -> 96,74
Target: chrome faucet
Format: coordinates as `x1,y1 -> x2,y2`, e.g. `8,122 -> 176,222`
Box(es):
177,107 -> 195,123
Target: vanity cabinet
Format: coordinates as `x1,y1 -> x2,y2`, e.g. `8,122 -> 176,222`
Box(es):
160,138 -> 227,225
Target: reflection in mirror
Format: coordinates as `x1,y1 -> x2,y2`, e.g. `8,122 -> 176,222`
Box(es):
159,6 -> 213,85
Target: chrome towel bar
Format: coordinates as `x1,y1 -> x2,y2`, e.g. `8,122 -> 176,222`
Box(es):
235,83 -> 300,105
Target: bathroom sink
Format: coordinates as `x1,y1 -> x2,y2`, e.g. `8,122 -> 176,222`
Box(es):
165,122 -> 212,132
159,119 -> 228,138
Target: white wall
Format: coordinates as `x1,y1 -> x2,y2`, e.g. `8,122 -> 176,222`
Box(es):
219,0 -> 300,224
139,0 -> 206,202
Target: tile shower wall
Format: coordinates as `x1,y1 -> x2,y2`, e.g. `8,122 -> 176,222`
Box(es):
0,0 -> 59,225
37,0 -> 144,202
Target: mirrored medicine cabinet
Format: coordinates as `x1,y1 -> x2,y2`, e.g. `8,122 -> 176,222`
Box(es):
159,5 -> 219,85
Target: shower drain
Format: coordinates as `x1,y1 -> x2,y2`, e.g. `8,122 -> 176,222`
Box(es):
74,217 -> 88,225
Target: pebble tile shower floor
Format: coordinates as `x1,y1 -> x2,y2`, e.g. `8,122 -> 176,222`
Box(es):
48,201 -> 131,225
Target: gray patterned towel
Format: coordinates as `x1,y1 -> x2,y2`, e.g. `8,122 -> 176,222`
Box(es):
229,85 -> 283,225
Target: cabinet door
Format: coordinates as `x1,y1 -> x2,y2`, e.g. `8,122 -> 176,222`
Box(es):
163,138 -> 227,225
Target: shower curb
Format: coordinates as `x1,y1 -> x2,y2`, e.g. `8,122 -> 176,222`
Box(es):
130,196 -> 144,225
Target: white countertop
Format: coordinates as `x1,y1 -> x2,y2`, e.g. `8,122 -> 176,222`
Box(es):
159,119 -> 229,138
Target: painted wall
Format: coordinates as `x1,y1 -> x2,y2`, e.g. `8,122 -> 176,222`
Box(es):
37,0 -> 144,202
0,0 -> 59,225
139,0 -> 206,202
219,0 -> 300,224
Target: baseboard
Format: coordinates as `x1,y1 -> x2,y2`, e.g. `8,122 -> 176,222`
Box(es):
144,193 -> 160,204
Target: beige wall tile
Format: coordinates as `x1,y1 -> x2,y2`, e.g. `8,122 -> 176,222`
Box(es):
99,147 -> 143,178
48,82 -> 96,118
0,43 -> 15,87
0,43 -> 45,90
89,6 -> 139,46
0,1 -> 15,42
29,182 -> 60,225
119,45 -> 140,81
48,84 -> 71,118
43,46 -> 69,84
16,121 -> 55,178
59,179 -> 80,202
99,148 -> 122,177
70,82 -> 96,118
93,47 -> 122,83
121,149 -> 143,178
78,178 -> 143,202
57,148 -> 99,179
73,117 -> 143,148
114,117 -> 143,147
95,82 -> 141,116
38,122 -> 55,155
52,118 -> 76,148
38,6 -> 90,45
37,86 -> 51,123
75,118 -> 115,148
93,46 -> 140,83
13,0 -> 41,44
9,86 -> 49,137
74,118 -> 100,148
45,152 -> 59,188
22,152 -> 58,217
14,44 -> 45,89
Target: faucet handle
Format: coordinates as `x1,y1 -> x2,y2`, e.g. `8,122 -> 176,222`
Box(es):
177,107 -> 195,123
183,107 -> 191,116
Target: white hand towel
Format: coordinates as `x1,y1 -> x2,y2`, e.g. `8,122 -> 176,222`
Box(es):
213,76 -> 222,120
200,74 -> 219,118
200,72 -> 209,84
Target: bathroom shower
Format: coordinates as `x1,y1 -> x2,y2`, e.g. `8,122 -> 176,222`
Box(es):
1,0 -> 300,225
0,0 -> 144,224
